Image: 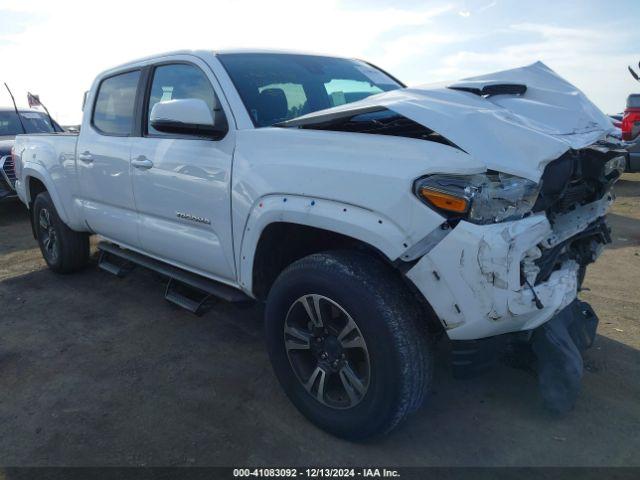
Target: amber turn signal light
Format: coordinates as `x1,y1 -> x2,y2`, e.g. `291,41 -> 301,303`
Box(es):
418,187 -> 469,213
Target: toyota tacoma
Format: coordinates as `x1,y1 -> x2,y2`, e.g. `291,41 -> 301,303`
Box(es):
11,50 -> 625,439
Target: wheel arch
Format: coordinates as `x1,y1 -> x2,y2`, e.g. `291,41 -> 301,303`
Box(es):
237,194 -> 412,299
251,222 -> 392,300
23,165 -> 72,225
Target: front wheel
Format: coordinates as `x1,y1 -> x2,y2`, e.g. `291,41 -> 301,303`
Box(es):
33,191 -> 90,273
265,251 -> 432,440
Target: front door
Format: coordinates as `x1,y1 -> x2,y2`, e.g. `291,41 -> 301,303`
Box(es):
77,69 -> 141,248
130,61 -> 236,282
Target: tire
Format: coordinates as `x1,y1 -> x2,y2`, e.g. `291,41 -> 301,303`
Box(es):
265,250 -> 432,440
33,191 -> 90,273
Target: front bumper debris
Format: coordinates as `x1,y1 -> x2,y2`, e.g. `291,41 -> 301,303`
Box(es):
405,195 -> 612,341
450,298 -> 599,412
531,299 -> 598,412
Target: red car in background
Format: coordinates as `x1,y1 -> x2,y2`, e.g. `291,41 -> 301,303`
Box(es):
622,94 -> 640,171
622,94 -> 640,140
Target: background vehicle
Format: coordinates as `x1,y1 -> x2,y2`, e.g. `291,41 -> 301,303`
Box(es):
609,114 -> 623,129
622,94 -> 640,171
0,108 -> 63,201
11,51 -> 625,439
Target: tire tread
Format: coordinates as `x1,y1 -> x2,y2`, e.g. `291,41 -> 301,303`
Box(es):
33,192 -> 90,273
266,250 -> 432,439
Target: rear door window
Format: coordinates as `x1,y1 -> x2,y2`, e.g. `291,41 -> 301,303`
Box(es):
92,70 -> 141,136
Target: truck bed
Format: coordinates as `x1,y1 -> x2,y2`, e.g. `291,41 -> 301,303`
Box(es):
13,132 -> 80,221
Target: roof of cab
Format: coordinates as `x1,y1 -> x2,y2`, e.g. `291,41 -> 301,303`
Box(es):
97,49 -> 351,78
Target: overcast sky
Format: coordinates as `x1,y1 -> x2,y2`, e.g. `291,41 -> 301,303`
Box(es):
1,0 -> 638,124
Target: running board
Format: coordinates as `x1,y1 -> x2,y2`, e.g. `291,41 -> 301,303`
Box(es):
97,242 -> 251,309
98,250 -> 135,277
164,279 -> 218,315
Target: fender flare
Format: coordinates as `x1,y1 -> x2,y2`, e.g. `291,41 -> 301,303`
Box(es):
22,163 -> 73,226
236,194 -> 411,294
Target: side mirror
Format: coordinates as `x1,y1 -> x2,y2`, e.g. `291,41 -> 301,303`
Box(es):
150,98 -> 221,137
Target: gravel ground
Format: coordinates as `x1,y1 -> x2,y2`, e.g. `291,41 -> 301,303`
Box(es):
0,174 -> 638,467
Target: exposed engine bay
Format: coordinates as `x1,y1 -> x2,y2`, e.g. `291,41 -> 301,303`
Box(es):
529,141 -> 626,289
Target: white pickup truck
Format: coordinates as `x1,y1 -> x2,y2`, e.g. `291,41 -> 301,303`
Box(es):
11,50 -> 626,439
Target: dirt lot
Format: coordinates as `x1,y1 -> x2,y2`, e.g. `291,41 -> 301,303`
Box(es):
0,175 -> 639,467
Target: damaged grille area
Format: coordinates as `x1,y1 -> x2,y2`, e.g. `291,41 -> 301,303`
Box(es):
533,217 -> 611,286
534,141 -> 626,217
291,108 -> 463,150
525,141 -> 624,287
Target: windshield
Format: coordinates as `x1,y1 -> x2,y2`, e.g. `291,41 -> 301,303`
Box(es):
217,53 -> 402,127
0,111 -> 58,136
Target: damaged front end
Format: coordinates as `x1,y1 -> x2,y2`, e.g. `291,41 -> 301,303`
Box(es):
406,140 -> 626,411
282,60 -> 626,411
529,140 -> 625,288
521,141 -> 624,411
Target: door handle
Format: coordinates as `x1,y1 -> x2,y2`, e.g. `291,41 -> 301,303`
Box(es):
131,156 -> 154,169
78,151 -> 93,163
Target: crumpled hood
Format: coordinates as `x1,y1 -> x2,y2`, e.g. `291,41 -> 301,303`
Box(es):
285,62 -> 614,181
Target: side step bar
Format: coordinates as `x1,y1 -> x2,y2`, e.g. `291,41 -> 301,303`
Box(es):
164,278 -> 218,315
98,241 -> 251,314
98,250 -> 135,277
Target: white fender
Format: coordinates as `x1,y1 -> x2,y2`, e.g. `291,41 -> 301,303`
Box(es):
22,163 -> 68,220
21,162 -> 85,231
237,194 -> 414,294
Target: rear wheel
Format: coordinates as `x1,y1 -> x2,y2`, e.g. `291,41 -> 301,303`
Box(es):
265,251 -> 432,440
33,192 -> 89,273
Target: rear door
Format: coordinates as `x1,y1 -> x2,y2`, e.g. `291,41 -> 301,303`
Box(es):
129,60 -> 237,282
77,69 -> 142,248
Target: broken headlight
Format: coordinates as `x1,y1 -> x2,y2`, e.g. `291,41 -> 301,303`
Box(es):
415,172 -> 540,224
